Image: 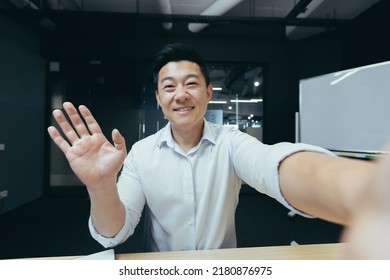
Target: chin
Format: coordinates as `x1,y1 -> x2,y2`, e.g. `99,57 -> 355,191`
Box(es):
171,117 -> 203,128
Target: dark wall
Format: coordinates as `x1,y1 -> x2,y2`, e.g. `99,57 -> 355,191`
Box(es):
342,0 -> 390,68
0,14 -> 46,214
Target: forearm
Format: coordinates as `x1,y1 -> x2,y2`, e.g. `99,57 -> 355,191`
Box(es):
87,177 -> 126,238
279,152 -> 375,225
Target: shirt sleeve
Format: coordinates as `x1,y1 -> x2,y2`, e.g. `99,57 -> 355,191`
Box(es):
229,130 -> 335,218
260,142 -> 335,217
88,146 -> 146,248
88,206 -> 134,248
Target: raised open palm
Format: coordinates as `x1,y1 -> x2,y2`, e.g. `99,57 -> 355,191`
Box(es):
47,102 -> 127,189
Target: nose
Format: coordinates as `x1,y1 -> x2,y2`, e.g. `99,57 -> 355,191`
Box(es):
174,85 -> 190,102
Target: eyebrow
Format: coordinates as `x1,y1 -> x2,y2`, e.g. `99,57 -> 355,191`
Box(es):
160,74 -> 200,84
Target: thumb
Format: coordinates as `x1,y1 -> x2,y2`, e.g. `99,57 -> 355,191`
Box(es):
112,129 -> 126,152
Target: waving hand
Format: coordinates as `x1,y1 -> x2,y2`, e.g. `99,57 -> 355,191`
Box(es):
47,102 -> 127,189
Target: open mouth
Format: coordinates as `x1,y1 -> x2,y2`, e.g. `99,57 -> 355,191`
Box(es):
174,106 -> 195,112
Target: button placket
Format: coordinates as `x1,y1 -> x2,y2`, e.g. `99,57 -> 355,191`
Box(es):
184,157 -> 196,249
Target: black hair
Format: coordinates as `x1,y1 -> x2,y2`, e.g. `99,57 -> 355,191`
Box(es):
152,43 -> 210,89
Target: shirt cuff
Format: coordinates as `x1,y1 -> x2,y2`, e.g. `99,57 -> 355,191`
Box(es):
88,208 -> 132,248
267,143 -> 336,218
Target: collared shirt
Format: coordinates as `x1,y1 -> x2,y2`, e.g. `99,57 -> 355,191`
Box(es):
89,120 -> 332,251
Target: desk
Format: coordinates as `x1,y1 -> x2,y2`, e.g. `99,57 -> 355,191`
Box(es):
31,243 -> 346,260
117,243 -> 346,260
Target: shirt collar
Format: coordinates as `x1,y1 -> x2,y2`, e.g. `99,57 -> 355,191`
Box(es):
201,120 -> 217,145
157,119 -> 217,149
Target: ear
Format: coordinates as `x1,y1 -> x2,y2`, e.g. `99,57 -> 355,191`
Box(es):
155,90 -> 161,106
206,84 -> 213,101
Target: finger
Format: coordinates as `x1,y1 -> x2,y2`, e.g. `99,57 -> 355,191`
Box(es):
112,129 -> 126,152
78,105 -> 103,135
47,126 -> 71,154
52,108 -> 80,144
63,102 -> 91,137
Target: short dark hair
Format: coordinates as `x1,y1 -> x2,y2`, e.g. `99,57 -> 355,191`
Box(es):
152,43 -> 210,88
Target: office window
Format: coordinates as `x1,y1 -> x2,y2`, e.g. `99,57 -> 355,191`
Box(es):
207,63 -> 264,141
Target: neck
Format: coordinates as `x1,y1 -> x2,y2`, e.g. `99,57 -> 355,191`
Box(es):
171,121 -> 204,153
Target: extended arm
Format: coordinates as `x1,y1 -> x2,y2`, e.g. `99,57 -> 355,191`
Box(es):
281,150 -> 390,259
279,151 -> 375,225
48,102 -> 127,237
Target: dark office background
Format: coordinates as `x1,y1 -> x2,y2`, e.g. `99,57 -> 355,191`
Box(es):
1,0 -> 389,259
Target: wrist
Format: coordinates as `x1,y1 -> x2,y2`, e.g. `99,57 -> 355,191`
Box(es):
86,175 -> 118,198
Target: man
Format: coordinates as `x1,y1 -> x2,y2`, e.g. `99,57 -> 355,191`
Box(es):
48,43 -> 382,254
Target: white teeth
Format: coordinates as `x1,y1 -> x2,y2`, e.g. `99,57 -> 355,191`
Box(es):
176,107 -> 193,111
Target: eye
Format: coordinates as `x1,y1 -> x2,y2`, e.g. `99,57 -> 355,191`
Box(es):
162,84 -> 175,92
186,82 -> 199,88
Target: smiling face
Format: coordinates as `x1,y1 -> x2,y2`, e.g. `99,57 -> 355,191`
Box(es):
156,60 -> 213,134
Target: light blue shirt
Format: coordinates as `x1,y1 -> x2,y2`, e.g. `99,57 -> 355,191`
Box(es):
89,120 -> 332,251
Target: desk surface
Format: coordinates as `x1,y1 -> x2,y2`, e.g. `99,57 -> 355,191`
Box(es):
30,243 -> 347,260
117,243 -> 346,260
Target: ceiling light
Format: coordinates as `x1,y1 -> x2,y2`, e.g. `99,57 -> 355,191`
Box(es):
188,0 -> 245,33
158,0 -> 173,30
212,87 -> 223,91
209,100 -> 227,104
230,99 -> 263,103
